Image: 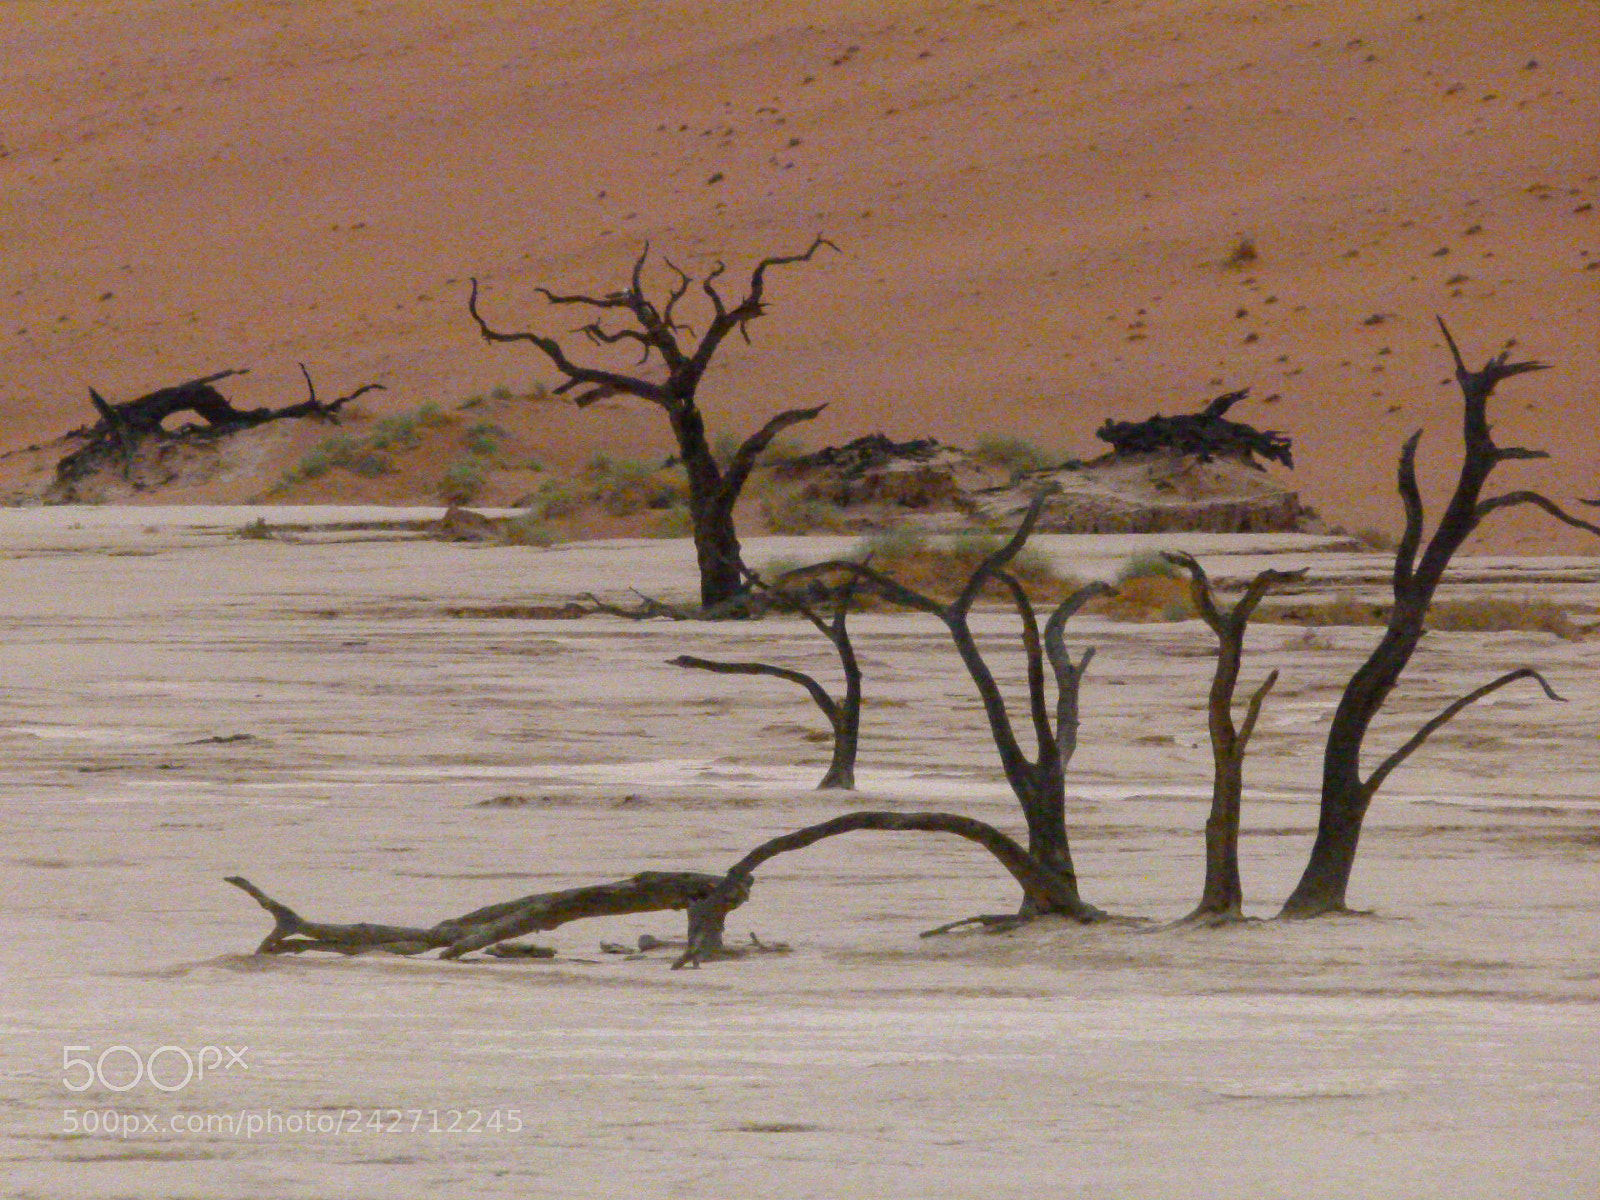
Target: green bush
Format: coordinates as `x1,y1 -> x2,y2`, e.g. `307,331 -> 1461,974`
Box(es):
438,457 -> 487,505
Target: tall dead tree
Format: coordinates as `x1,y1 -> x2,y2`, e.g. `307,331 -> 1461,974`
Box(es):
669,572 -> 863,789
1280,323 -> 1598,918
788,492 -> 1112,919
1163,553 -> 1303,922
468,238 -> 837,611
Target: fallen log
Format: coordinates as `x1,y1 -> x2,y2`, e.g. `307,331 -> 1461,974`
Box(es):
52,365 -> 382,497
225,871 -> 727,960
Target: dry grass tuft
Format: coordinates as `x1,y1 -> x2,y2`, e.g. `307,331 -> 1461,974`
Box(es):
1090,573 -> 1197,622
770,528 -> 1083,610
971,435 -> 1062,478
1261,593 -> 1586,640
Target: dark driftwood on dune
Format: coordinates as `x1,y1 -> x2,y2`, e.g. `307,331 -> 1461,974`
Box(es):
53,366 -> 382,494
1096,389 -> 1293,468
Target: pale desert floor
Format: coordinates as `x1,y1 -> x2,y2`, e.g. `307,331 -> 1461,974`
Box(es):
1,508 -> 1598,1197
4,1 -> 1599,547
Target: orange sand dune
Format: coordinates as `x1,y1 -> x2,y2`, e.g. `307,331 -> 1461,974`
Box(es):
4,1 -> 1597,548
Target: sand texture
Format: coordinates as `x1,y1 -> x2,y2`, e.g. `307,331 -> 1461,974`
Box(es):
4,2 -> 1599,547
1,509 -> 1597,1196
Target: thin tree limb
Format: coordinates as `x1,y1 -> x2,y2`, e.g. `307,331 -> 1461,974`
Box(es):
1474,490 -> 1600,536
1362,667 -> 1565,800
669,655 -> 840,727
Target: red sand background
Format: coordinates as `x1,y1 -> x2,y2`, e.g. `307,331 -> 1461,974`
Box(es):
3,1 -> 1596,548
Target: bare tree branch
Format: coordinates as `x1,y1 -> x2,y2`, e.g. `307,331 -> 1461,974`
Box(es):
670,655 -> 840,727
1363,668 -> 1565,800
467,278 -> 673,409
1474,490 -> 1600,536
226,871 -> 726,960
674,809 -> 1106,967
718,403 -> 828,505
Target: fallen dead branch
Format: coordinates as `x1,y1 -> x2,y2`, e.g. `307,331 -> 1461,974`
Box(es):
225,871 -> 725,960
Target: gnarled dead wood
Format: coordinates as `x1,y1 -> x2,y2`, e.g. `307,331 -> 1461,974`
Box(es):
225,871 -> 726,960
1162,553 -> 1304,923
778,491 -> 1113,916
469,238 -> 838,610
1096,389 -> 1293,468
1281,322 -> 1598,918
53,366 -> 382,495
670,570 -> 863,788
674,809 -> 1107,968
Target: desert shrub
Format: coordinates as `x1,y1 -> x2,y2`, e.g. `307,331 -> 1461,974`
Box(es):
295,434 -> 359,479
759,485 -> 849,534
520,479 -> 585,520
1259,594 -> 1584,641
1115,551 -> 1182,583
584,454 -> 687,516
1222,237 -> 1259,269
500,513 -> 557,547
369,413 -> 423,450
839,527 -> 1081,607
1350,526 -> 1400,553
463,422 -> 503,458
232,517 -> 278,540
648,507 -> 695,538
1429,597 -> 1582,639
972,435 -> 1060,478
438,457 -> 487,505
1092,573 -> 1197,622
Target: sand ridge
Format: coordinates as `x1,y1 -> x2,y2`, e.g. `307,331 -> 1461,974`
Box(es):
4,3 -> 1598,528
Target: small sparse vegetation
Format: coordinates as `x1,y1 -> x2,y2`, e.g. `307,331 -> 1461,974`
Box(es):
232,517 -> 278,541
837,527 -> 1080,607
1221,237 -> 1259,269
268,402 -> 452,495
758,485 -> 850,534
463,422 -> 503,459
1263,593 -> 1585,640
438,456 -> 488,505
499,512 -> 557,547
971,435 -> 1060,478
1350,525 -> 1400,553
648,507 -> 695,538
1088,552 -> 1196,621
583,455 -> 688,517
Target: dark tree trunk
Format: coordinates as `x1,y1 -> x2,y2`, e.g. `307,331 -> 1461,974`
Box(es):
468,239 -> 835,615
1280,325 -> 1599,917
1163,553 -> 1297,923
780,496 -> 1111,918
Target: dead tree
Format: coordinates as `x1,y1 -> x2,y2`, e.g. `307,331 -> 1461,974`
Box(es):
1163,553 -> 1304,923
785,492 -> 1113,919
1096,388 -> 1293,468
669,572 -> 863,789
1280,323 -> 1598,918
53,366 -> 382,494
468,238 -> 838,611
226,872 -> 725,959
674,810 -> 1090,968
